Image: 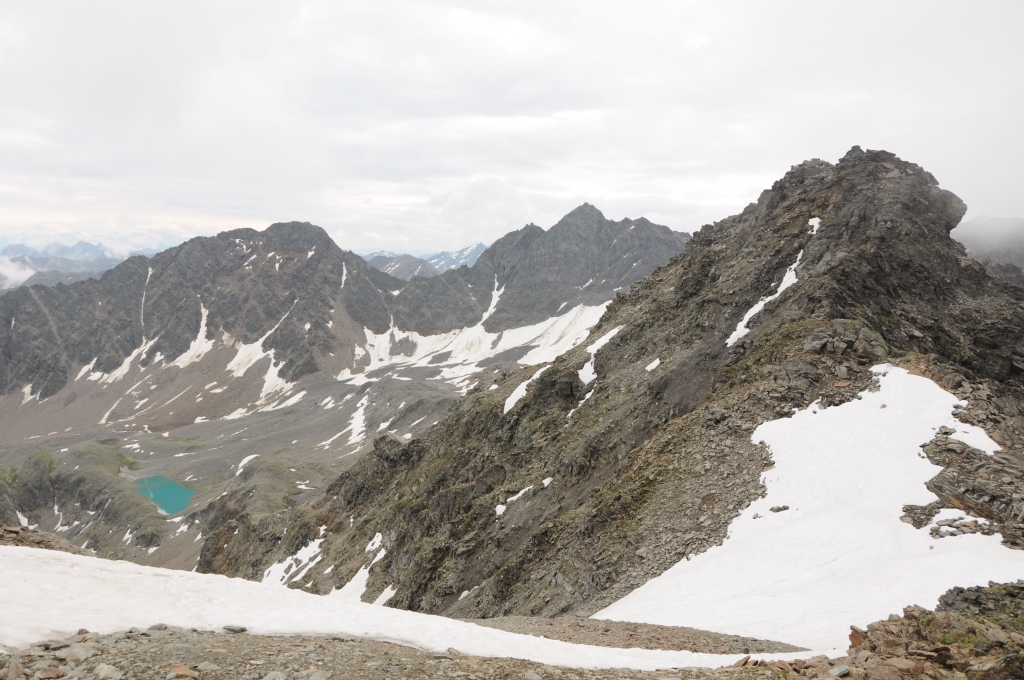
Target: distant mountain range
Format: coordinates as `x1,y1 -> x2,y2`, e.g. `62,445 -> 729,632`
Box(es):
365,243 -> 487,281
1,241 -> 117,261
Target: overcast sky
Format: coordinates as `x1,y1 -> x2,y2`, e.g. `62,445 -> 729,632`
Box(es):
0,1 -> 1021,255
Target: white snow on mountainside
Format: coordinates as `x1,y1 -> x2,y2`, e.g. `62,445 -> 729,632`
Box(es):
0,545 -> 821,668
338,283 -> 607,391
594,365 -> 1024,649
425,244 -> 486,273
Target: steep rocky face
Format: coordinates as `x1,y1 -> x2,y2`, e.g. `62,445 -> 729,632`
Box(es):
1,211 -> 687,401
199,148 -> 1024,625
382,209 -> 689,335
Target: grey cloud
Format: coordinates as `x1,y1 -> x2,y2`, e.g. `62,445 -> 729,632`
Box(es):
0,1 -> 1021,254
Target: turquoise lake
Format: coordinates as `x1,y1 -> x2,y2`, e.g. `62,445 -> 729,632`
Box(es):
135,476 -> 196,515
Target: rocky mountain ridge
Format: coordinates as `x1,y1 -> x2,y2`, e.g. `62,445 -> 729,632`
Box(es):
195,149 -> 1024,643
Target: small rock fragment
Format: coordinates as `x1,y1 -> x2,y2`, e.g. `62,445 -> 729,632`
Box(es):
223,625 -> 247,634
5,661 -> 24,680
166,663 -> 199,679
94,662 -> 125,680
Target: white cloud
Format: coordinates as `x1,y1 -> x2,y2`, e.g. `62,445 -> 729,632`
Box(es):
0,1 -> 1021,253
0,256 -> 36,289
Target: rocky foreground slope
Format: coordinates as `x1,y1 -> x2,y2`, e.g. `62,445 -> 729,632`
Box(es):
197,148 -> 1024,633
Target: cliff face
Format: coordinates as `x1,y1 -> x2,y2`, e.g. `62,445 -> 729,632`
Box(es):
197,148 -> 1024,623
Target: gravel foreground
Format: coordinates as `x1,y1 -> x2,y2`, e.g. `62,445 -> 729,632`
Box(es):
464,617 -> 803,655
6,578 -> 1024,680
0,627 -> 791,680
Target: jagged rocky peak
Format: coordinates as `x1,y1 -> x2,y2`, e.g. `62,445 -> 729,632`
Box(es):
469,205 -> 691,332
198,147 -> 1024,634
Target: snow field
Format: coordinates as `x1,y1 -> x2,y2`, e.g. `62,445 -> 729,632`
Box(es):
594,365 -> 1024,650
0,546 -> 823,669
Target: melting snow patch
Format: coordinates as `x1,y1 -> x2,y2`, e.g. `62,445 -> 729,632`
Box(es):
346,396 -> 369,445
494,505 -> 507,517
262,526 -> 327,586
565,389 -> 594,420
726,251 -> 803,347
75,358 -> 97,381
645,358 -> 660,372
235,454 -> 259,476
508,486 -> 533,503
808,217 -> 821,235
542,477 -> 553,488
594,365 -> 1024,651
578,327 -> 622,385
99,336 -> 159,384
504,366 -> 549,414
336,279 -> 606,388
365,533 -> 383,552
170,303 -> 214,368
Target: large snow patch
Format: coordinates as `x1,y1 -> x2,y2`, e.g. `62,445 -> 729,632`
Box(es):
0,546 -> 823,668
595,365 -> 1024,650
